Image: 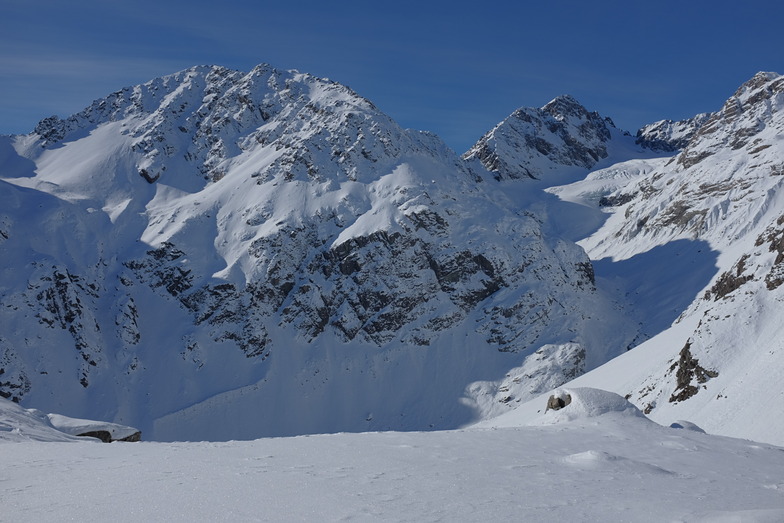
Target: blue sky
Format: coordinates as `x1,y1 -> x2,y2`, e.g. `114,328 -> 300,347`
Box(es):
2,0 -> 784,153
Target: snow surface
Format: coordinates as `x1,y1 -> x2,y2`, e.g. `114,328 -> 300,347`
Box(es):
4,389 -> 784,522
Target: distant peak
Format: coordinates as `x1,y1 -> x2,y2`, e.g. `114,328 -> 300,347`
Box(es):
542,95 -> 589,120
733,71 -> 782,97
750,71 -> 780,82
544,94 -> 583,108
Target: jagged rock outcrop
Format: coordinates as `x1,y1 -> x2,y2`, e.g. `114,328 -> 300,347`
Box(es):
546,392 -> 572,411
635,113 -> 712,153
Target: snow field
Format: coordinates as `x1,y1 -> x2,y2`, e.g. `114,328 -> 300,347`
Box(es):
4,391 -> 784,522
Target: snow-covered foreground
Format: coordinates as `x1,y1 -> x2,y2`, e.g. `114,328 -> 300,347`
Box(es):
4,390 -> 784,522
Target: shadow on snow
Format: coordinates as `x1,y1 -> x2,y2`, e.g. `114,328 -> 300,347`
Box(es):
591,239 -> 719,347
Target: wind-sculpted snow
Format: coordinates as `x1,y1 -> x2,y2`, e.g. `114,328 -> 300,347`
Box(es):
0,64 -> 621,440
0,397 -> 139,442
6,389 -> 784,522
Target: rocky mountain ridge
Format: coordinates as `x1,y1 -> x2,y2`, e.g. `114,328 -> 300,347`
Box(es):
634,112 -> 713,153
0,64 -> 634,440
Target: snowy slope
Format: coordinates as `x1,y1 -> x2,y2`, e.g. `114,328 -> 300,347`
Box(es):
533,71 -> 784,446
4,388 -> 784,522
0,65 -> 634,440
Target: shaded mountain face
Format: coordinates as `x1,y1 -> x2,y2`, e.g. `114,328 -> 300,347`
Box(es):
0,65 -> 620,440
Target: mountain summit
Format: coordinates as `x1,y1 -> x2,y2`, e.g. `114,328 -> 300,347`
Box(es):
463,94 -> 643,181
545,71 -> 784,445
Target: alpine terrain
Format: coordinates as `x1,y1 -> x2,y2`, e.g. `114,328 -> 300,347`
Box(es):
0,64 -> 635,441
541,71 -> 784,445
1,64 -> 783,450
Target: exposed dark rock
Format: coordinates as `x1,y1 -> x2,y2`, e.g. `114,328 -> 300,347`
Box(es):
76,430 -> 142,443
546,393 -> 572,411
754,215 -> 784,290
33,115 -> 70,145
669,341 -> 718,403
703,255 -> 753,300
575,262 -> 595,287
138,168 -> 161,183
658,200 -> 707,228
599,192 -> 636,207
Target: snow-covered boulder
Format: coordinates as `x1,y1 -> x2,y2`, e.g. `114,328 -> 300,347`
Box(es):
0,398 -> 140,443
47,413 -> 141,442
473,387 -> 650,429
669,420 -> 706,433
531,387 -> 647,425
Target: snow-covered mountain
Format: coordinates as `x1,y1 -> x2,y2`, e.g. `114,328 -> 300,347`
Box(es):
2,64 -> 783,447
634,112 -> 713,153
0,64 -> 633,440
539,71 -> 784,445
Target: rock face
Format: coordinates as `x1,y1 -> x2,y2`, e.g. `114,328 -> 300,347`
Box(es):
635,113 -> 712,153
0,65 -> 624,440
75,430 -> 142,443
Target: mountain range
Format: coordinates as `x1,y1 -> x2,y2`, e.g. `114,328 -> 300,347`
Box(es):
1,65 -> 782,445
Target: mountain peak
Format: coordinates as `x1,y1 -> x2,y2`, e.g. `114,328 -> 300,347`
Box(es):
675,70 -> 783,169
463,96 -> 630,181
542,94 -> 589,120
735,71 -> 781,94
635,112 -> 712,153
